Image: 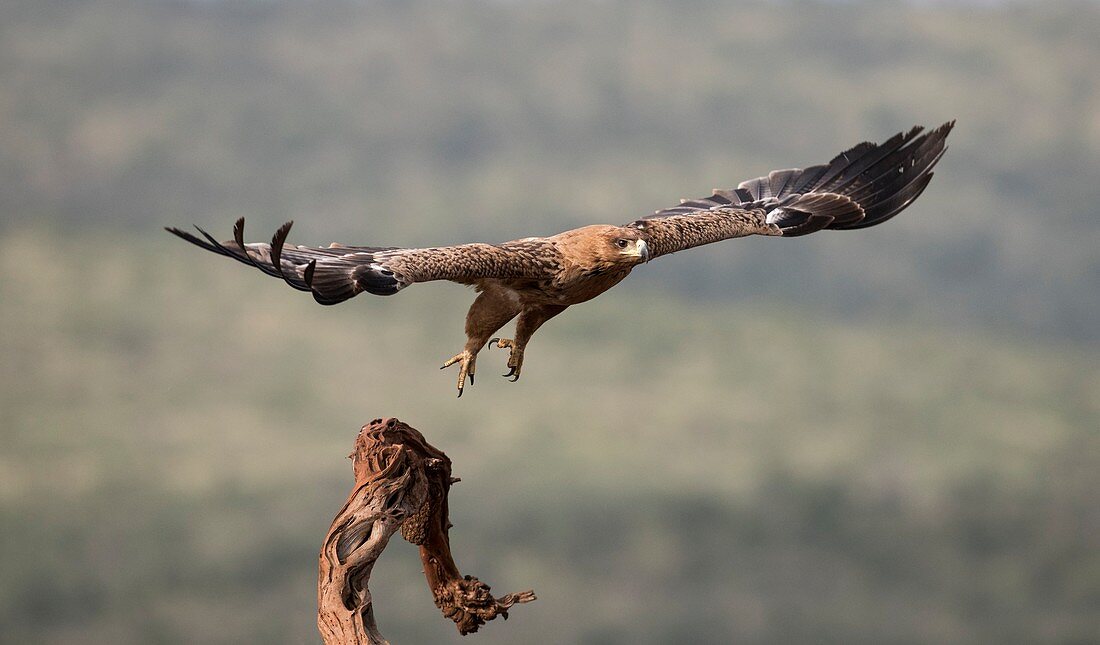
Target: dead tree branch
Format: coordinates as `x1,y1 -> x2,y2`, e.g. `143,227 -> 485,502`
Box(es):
317,417 -> 535,644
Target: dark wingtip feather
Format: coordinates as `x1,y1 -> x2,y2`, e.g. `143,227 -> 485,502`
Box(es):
824,121 -> 953,230
229,216 -> 279,274
233,217 -> 247,248
165,226 -> 223,254
269,221 -> 293,267
169,218 -> 385,304
194,224 -> 225,250
268,221 -> 291,276
267,221 -> 313,291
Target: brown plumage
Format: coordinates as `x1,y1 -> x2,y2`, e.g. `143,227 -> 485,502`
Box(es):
168,121 -> 953,395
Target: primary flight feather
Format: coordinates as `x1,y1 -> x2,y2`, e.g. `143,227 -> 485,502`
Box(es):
168,121 -> 954,395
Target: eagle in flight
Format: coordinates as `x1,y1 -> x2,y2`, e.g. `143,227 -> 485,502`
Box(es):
169,122 -> 953,396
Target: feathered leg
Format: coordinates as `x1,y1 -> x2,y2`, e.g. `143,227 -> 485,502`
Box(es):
441,286 -> 522,397
491,304 -> 567,382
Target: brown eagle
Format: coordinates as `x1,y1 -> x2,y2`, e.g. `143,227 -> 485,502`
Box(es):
168,122 -> 953,395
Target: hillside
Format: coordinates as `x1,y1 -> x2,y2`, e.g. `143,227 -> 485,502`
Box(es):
2,0 -> 1097,641
1,229 -> 1096,643
1,0 -> 1099,340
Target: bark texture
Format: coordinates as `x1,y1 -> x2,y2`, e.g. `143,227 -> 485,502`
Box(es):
318,417 -> 535,644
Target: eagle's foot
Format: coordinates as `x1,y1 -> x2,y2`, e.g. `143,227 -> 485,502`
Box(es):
440,350 -> 476,397
489,338 -> 524,382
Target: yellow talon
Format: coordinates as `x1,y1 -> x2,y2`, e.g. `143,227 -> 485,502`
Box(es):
440,351 -> 476,396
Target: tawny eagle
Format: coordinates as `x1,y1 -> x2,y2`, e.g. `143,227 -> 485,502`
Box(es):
168,122 -> 953,395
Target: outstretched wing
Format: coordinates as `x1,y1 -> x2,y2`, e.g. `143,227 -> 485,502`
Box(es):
166,219 -> 561,305
627,121 -> 954,259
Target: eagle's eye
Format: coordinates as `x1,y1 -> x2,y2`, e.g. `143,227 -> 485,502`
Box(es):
615,239 -> 629,249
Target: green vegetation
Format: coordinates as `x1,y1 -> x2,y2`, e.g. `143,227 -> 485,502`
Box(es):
2,0 -> 1099,339
1,0 -> 1098,642
1,229 -> 1097,643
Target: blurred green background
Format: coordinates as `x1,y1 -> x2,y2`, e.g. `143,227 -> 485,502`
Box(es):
2,0 -> 1098,643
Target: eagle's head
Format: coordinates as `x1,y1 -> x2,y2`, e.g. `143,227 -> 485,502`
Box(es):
563,225 -> 650,270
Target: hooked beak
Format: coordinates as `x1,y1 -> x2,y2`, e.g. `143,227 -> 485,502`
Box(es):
637,239 -> 650,263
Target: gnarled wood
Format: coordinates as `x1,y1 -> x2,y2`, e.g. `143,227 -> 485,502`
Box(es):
318,417 -> 535,644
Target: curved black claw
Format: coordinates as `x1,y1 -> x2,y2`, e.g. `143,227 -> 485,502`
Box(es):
502,367 -> 520,382
488,338 -> 499,349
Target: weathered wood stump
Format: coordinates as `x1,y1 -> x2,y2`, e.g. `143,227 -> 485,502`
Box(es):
318,417 -> 535,644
